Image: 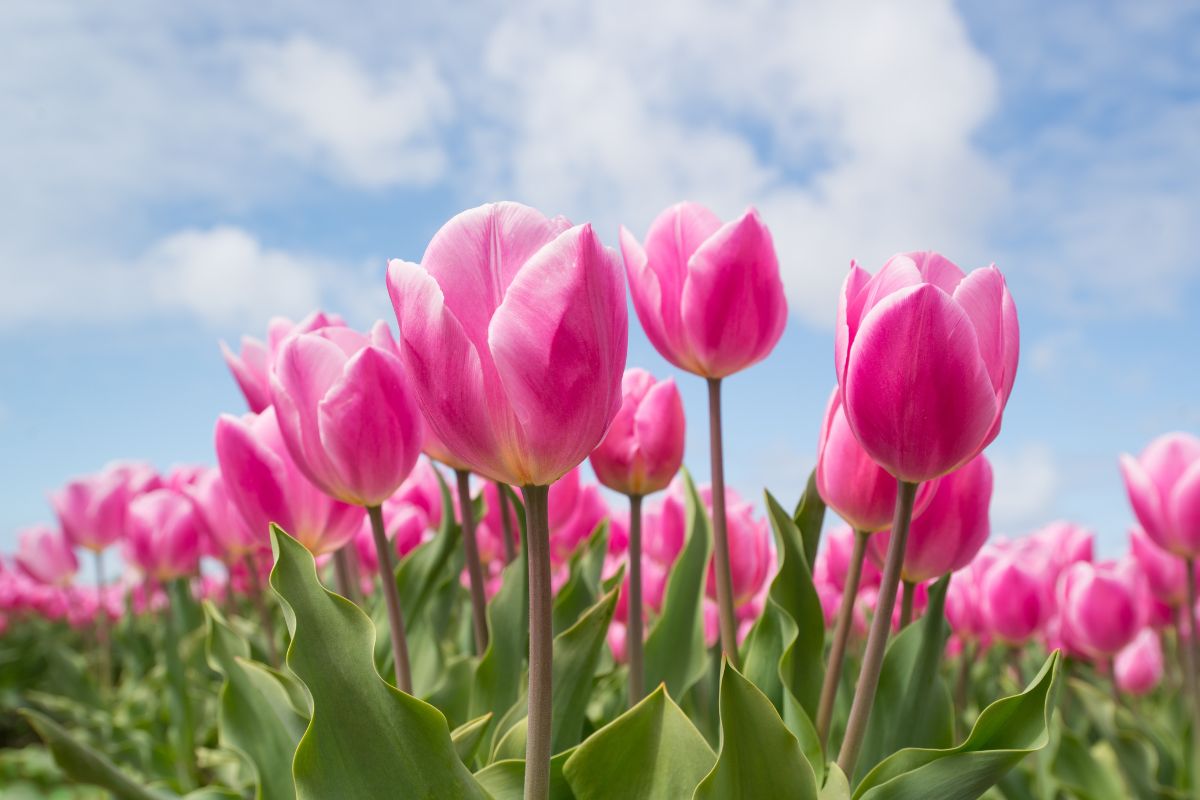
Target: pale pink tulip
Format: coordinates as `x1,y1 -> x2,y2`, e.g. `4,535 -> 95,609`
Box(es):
1129,525 -> 1188,607
50,461 -> 161,552
185,467 -> 262,560
124,489 -> 203,581
1121,432 -> 1200,558
14,526 -> 79,587
221,311 -> 346,413
1115,628 -> 1164,695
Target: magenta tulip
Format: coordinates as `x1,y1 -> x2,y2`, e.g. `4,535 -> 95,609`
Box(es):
185,467 -> 262,560
980,555 -> 1045,645
214,406 -> 363,556
1115,628 -> 1164,695
14,526 -> 79,587
124,489 -> 203,581
221,311 -> 346,413
1058,560 -> 1143,659
50,462 -> 160,553
590,369 -> 685,497
869,454 -> 992,584
701,486 -> 774,609
835,253 -> 1018,483
815,524 -> 882,594
1121,432 -> 1200,558
1130,525 -> 1188,607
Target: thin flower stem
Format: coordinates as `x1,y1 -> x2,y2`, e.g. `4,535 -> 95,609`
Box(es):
706,377 -> 740,669
457,469 -> 490,653
837,480 -> 919,778
243,553 -> 279,666
332,546 -> 360,606
1186,558 -> 1200,792
368,504 -> 413,693
816,528 -> 869,747
523,484 -> 553,800
93,551 -> 111,694
497,481 -> 517,563
627,493 -> 645,704
899,580 -> 916,628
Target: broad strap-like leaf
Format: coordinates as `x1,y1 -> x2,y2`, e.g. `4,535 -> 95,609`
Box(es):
552,521 -> 611,635
268,526 -> 488,799
475,749 -> 577,800
644,470 -> 712,700
470,536 -> 529,740
563,686 -> 715,799
694,661 -> 819,799
452,713 -> 494,766
793,470 -> 827,569
853,650 -> 1062,800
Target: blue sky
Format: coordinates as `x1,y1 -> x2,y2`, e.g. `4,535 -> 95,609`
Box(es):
2,0 -> 1198,559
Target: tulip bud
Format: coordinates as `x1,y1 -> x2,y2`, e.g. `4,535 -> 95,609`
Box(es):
1115,629 -> 1164,695
1120,432 -> 1200,558
590,369 -> 685,497
980,555 -> 1045,644
221,311 -> 346,413
125,489 -> 203,581
1058,560 -> 1142,659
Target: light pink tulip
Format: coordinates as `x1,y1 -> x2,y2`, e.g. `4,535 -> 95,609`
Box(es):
620,203 -> 787,378
14,526 -> 79,587
214,406 -> 363,556
1121,432 -> 1200,558
50,461 -> 161,552
124,489 -> 203,581
869,454 -> 992,583
1115,628 -> 1164,695
185,467 -> 262,560
270,324 -> 424,507
221,311 -> 346,413
1129,525 -> 1188,607
590,369 -> 685,497
388,201 -> 628,487
835,253 -> 1018,483
1058,560 -> 1142,659
980,555 -> 1045,645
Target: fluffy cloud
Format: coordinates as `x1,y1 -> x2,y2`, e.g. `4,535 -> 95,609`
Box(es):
988,442 -> 1061,531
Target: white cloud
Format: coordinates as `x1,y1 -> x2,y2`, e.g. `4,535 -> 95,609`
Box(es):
988,442 -> 1061,531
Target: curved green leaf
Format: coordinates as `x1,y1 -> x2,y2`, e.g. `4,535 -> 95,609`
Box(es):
644,470 -> 712,700
453,713 -> 494,766
552,584 -> 621,753
821,764 -> 852,800
269,526 -> 487,799
475,749 -> 577,800
694,661 -> 818,799
552,521 -> 610,635
470,538 -> 529,739
563,686 -> 715,799
853,650 -> 1062,800
204,603 -> 305,800
793,470 -> 827,569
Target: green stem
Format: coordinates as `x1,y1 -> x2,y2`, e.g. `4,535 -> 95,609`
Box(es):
816,528 -> 869,747
706,377 -> 740,669
368,504 -> 413,693
627,493 -> 645,705
457,470 -> 490,653
523,484 -> 553,800
899,580 -> 916,628
93,551 -> 112,695
837,480 -> 919,778
164,579 -> 198,789
497,481 -> 517,563
332,545 -> 360,606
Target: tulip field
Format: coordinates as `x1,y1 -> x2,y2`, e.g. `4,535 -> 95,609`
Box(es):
3,202 -> 1197,800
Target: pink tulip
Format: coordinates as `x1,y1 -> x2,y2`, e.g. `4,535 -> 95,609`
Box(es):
1121,432 -> 1200,558
14,526 -> 79,587
387,201 -> 628,488
221,311 -> 346,413
1115,628 -> 1164,695
185,467 -> 262,560
835,253 -> 1018,483
814,523 -> 881,593
50,461 -> 161,552
701,486 -> 774,609
270,324 -> 425,508
124,489 -> 203,581
1058,560 -> 1143,659
869,455 -> 992,583
1129,525 -> 1188,606
816,389 -> 937,532
590,369 -> 685,497
619,203 -> 787,378
549,483 -> 610,564
214,406 -> 363,556
354,505 -> 430,576
980,555 -> 1045,645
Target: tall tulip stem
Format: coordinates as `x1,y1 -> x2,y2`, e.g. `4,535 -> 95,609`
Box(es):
816,527 -> 869,746
93,551 -> 111,694
1186,558 -> 1200,789
899,580 -> 916,628
497,480 -> 517,563
522,484 -> 553,800
242,554 -> 279,666
706,377 -> 740,669
332,546 -> 360,606
837,480 -> 919,778
457,470 -> 490,653
627,493 -> 645,704
367,504 -> 413,693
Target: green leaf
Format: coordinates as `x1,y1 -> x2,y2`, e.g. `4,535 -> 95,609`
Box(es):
853,650 -> 1062,800
470,538 -> 529,737
793,470 -> 827,569
644,470 -> 712,699
268,525 -> 488,799
856,574 -> 955,782
20,709 -> 175,800
397,468 -> 464,619
563,686 -> 715,799
551,583 -> 621,753
452,713 -> 494,766
552,521 -> 611,635
1050,729 -> 1127,800
475,749 -> 577,800
203,602 -> 305,800
820,764 -> 852,800
694,661 -> 818,799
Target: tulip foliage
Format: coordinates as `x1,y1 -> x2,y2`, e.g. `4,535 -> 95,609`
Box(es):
0,202 -> 1193,800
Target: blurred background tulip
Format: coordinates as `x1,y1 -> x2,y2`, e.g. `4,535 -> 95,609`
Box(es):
14,525 -> 78,587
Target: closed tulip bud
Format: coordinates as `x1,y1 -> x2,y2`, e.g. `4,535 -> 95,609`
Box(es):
869,454 -> 992,583
1129,525 -> 1188,606
14,525 -> 79,587
816,389 -> 937,532
620,203 -> 787,378
50,461 -> 160,553
215,406 -> 363,556
1120,432 -> 1200,558
388,202 -> 628,487
702,486 -> 774,609
590,369 -> 685,497
125,489 -> 203,581
1058,560 -> 1142,659
980,555 -> 1045,644
835,253 -> 1018,483
1115,629 -> 1164,695
221,311 -> 346,414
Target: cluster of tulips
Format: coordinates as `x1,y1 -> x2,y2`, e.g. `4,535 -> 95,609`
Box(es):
2,200 -> 1197,799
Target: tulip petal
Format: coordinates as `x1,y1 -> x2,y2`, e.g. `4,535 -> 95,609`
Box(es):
952,266 -> 1019,400
844,283 -> 999,482
679,208 -> 787,377
631,377 -> 686,494
214,413 -> 291,540
270,333 -> 347,494
1120,454 -> 1171,551
905,251 -> 966,293
220,337 -> 271,412
834,262 -> 873,389
1168,460 -> 1200,556
489,224 -> 628,485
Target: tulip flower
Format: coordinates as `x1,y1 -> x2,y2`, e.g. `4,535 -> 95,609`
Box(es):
389,201 -> 626,799
1115,629 -> 1164,696
220,310 -> 345,413
124,489 -> 203,582
14,526 -> 79,587
1130,525 -> 1188,607
621,201 -> 785,671
1058,560 -> 1142,659
50,461 -> 159,553
1121,432 -> 1200,558
980,555 -> 1045,645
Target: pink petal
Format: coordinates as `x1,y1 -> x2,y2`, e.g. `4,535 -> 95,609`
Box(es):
952,266 -> 1019,402
1168,460 -> 1200,557
834,262 -> 873,390
904,251 -> 966,293
1120,454 -> 1171,551
269,333 -> 347,495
